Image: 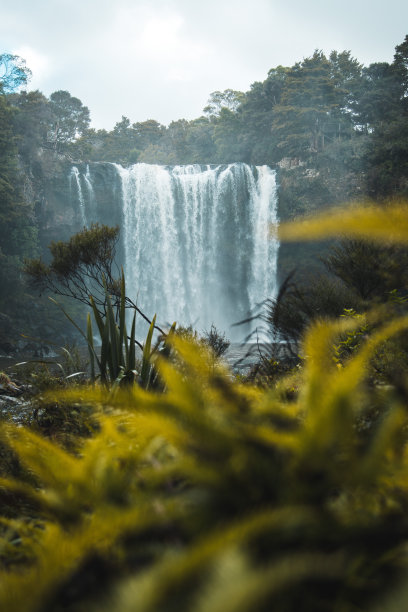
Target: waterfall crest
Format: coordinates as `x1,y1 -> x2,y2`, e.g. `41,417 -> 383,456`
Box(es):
69,162 -> 279,338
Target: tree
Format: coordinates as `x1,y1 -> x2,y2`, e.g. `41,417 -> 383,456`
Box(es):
107,116 -> 140,164
24,224 -> 164,333
213,107 -> 246,162
162,119 -> 190,163
203,89 -> 244,117
271,51 -> 348,159
393,34 -> 408,96
238,66 -> 288,164
0,53 -> 31,93
47,90 -> 90,151
362,37 -> 408,196
364,111 -> 408,197
186,117 -> 216,163
132,119 -> 164,150
24,224 -> 121,312
0,92 -> 39,313
325,240 -> 408,300
8,90 -> 52,161
354,62 -> 403,132
327,50 -> 364,136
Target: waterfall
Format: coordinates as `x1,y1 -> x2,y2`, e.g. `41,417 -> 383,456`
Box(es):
69,166 -> 87,226
69,162 -> 279,339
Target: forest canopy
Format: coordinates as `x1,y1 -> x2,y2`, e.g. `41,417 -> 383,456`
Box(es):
0,36 -> 407,345
1,36 -> 407,186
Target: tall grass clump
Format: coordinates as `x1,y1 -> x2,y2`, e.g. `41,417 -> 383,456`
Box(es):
1,201 -> 408,611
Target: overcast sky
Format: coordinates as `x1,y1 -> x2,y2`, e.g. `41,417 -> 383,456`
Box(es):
1,0 -> 407,129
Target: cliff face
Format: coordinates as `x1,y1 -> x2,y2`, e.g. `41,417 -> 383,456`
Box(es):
29,154 -> 123,254
1,154 -> 126,355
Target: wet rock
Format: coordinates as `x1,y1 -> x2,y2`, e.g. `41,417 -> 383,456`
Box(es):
0,394 -> 33,425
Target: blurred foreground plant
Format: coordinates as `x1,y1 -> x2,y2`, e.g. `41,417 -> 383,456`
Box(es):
1,322 -> 408,611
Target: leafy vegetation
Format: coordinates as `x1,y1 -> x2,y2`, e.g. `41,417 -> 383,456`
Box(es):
1,35 -> 408,610
2,36 -> 406,178
24,224 -> 121,314
65,272 -> 161,389
0,203 -> 407,611
0,54 -> 31,94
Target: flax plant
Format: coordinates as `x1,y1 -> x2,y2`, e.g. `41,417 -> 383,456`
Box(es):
52,271 -> 162,389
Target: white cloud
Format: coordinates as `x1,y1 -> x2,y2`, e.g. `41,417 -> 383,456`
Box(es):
12,46 -> 52,89
110,8 -> 212,83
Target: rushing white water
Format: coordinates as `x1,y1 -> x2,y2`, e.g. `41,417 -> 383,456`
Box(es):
69,162 -> 279,338
69,166 -> 87,226
83,164 -> 96,221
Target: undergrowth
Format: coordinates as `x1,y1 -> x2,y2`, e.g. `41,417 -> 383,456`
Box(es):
1,201 -> 408,611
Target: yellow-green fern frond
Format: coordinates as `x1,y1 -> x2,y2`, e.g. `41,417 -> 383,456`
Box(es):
278,200 -> 408,244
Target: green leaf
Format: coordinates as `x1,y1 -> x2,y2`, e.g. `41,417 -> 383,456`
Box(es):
119,269 -> 126,365
89,295 -> 105,337
140,315 -> 156,389
106,292 -> 119,379
129,310 -> 137,372
100,318 -> 109,384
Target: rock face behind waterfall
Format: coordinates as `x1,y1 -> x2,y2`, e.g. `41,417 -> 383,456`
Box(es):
35,158 -> 123,251
42,162 -> 280,340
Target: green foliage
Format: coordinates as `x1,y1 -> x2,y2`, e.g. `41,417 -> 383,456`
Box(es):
325,239 -> 408,301
8,90 -> 52,162
0,90 -> 39,315
87,280 -> 140,387
203,89 -> 244,117
53,270 -> 162,389
175,324 -> 230,359
201,324 -> 230,358
267,273 -> 361,349
1,317 -> 408,610
47,90 -> 90,152
1,37 -> 408,610
271,51 -> 343,158
24,223 -> 120,312
332,308 -> 369,365
2,203 -> 408,610
0,54 -> 31,93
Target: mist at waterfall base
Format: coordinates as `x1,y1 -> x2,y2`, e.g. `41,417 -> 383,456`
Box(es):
69,163 -> 279,342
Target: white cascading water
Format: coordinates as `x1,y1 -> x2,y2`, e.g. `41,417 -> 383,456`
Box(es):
83,164 -> 97,220
69,166 -> 87,226
69,162 -> 279,339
